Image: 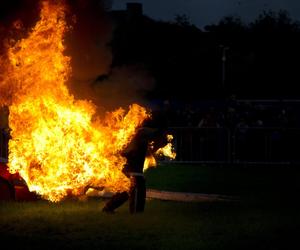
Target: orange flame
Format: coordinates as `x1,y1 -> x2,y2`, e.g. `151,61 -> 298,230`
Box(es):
0,0 -> 150,202
143,134 -> 176,171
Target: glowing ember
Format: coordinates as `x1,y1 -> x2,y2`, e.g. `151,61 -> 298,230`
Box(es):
0,0 -> 150,202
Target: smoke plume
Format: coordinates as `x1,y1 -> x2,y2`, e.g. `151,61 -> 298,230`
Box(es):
1,0 -> 155,115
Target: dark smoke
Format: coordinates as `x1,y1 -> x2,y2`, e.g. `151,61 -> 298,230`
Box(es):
64,0 -> 156,113
0,0 -> 156,115
0,0 -> 40,54
65,0 -> 113,84
92,65 -> 155,112
0,0 -> 40,24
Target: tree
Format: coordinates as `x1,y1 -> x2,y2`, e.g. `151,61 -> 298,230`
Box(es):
205,15 -> 247,33
174,14 -> 191,27
250,10 -> 300,32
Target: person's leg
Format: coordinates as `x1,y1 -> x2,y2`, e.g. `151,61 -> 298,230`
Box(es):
129,176 -> 146,213
102,191 -> 129,213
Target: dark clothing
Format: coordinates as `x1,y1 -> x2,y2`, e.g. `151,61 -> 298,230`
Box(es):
102,191 -> 129,212
122,127 -> 167,173
102,126 -> 167,213
129,175 -> 146,213
103,175 -> 146,213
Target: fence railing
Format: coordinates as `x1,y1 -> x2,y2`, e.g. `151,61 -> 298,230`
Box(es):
1,127 -> 300,165
169,127 -> 300,165
169,127 -> 231,163
232,127 -> 300,164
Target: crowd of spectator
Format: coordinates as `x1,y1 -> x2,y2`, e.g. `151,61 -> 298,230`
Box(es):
160,96 -> 300,130
154,96 -> 300,162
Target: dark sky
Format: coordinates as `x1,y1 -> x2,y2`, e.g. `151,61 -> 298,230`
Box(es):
112,0 -> 300,28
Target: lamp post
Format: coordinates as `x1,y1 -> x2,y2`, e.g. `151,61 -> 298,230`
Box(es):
220,45 -> 229,90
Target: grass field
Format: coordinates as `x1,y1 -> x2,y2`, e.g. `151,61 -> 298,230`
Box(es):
1,164 -> 300,250
145,163 -> 300,199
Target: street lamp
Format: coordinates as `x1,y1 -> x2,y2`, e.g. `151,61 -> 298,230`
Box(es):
220,45 -> 229,90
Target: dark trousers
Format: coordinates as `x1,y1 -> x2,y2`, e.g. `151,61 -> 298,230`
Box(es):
129,175 -> 146,213
103,175 -> 146,213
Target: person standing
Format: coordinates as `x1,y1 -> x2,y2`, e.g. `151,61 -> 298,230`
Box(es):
102,111 -> 168,214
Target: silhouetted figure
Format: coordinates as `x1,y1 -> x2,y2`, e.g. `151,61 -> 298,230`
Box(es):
102,110 -> 168,213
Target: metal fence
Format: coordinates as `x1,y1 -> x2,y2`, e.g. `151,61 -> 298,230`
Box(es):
170,127 -> 231,163
169,127 -> 300,165
1,127 -> 300,165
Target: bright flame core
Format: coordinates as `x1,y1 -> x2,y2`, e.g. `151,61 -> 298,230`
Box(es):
0,0 -> 150,202
143,135 -> 176,171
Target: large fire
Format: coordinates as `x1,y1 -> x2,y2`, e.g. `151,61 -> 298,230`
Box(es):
0,0 -> 176,202
0,0 -> 155,202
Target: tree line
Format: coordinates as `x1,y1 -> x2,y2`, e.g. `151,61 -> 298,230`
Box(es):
108,9 -> 300,101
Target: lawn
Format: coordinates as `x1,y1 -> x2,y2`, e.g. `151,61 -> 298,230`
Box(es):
145,163 -> 300,199
1,164 -> 300,250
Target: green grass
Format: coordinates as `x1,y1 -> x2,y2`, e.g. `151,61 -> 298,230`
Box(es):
1,164 -> 300,249
1,199 -> 300,250
145,163 -> 300,199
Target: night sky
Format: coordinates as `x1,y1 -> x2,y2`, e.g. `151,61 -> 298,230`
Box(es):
112,0 -> 300,28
